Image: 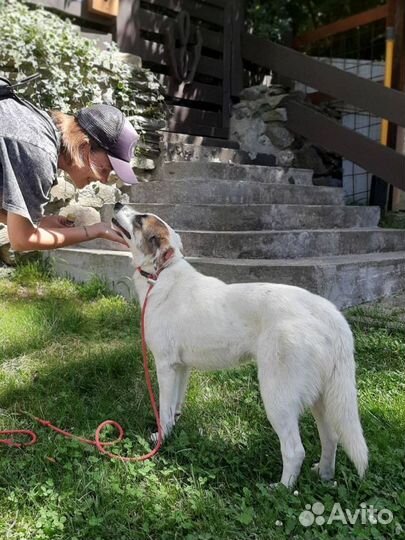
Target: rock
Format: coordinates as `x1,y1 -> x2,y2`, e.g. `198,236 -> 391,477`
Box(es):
262,108 -> 288,123
267,85 -> 287,95
0,224 -> 13,265
239,85 -> 269,101
59,205 -> 100,226
50,175 -> 76,202
276,149 -> 295,167
0,223 -> 9,247
294,144 -> 329,176
133,156 -> 156,171
265,123 -> 295,149
230,116 -> 277,159
73,183 -> 126,208
233,106 -> 250,120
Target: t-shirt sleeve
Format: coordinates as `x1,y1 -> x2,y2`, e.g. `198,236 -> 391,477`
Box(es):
0,137 -> 56,226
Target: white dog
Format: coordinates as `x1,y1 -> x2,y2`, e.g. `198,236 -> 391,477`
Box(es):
112,203 -> 368,487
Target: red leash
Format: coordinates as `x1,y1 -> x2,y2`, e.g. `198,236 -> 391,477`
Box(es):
0,280 -> 163,462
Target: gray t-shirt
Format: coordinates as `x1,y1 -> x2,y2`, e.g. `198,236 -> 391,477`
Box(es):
0,84 -> 60,225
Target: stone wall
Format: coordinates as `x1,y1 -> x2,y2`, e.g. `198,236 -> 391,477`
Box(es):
230,84 -> 342,187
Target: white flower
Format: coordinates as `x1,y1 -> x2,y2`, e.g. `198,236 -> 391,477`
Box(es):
275,520 -> 283,527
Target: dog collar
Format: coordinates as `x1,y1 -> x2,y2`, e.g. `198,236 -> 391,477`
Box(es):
137,266 -> 158,285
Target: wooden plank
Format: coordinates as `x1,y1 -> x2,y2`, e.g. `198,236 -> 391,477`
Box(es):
222,0 -> 232,130
391,0 -> 405,208
286,100 -> 405,191
88,0 -> 119,18
230,0 -> 245,97
293,4 -> 389,49
116,0 -> 141,53
168,117 -> 228,138
27,0 -> 113,27
138,8 -> 223,52
146,0 -> 224,27
171,105 -> 220,126
242,34 -> 405,127
158,75 -> 222,104
137,39 -> 223,79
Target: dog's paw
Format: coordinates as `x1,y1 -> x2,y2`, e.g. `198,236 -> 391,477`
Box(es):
150,432 -> 160,444
312,462 -> 335,481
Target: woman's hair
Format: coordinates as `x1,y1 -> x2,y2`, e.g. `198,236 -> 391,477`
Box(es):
51,111 -> 103,179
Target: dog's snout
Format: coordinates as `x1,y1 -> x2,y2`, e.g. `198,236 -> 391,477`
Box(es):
114,202 -> 123,211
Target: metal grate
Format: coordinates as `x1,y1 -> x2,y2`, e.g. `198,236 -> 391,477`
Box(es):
297,19 -> 387,205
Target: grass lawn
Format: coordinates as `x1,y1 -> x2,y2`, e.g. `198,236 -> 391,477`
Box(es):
0,261 -> 404,540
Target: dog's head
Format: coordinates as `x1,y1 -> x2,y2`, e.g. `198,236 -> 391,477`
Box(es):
112,203 -> 183,271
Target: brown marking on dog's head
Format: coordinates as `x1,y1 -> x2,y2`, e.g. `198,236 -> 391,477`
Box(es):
135,214 -> 175,269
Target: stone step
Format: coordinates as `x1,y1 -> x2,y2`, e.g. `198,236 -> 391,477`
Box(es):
189,252 -> 405,309
129,180 -> 345,206
80,228 -> 405,259
164,143 -> 277,165
47,248 -> 405,309
161,161 -> 313,185
161,132 -> 240,149
177,228 -> 405,259
101,203 -> 380,231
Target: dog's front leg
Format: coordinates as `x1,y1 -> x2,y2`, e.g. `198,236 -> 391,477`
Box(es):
153,362 -> 179,442
175,366 -> 191,420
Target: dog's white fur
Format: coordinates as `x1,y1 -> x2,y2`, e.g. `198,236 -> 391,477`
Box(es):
113,204 -> 368,487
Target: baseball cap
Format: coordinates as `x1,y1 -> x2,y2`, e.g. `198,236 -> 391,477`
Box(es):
76,104 -> 139,184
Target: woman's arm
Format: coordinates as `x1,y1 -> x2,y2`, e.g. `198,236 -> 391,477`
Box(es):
7,212 -> 127,251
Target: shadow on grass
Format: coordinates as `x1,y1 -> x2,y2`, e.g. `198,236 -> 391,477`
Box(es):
0,344 -> 404,539
0,291 -> 139,362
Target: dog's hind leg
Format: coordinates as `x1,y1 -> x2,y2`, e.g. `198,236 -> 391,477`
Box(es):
174,366 -> 191,419
310,398 -> 338,481
258,364 -> 305,488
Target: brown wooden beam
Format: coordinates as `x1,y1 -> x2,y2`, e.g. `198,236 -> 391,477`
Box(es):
138,8 -> 224,52
137,39 -> 224,79
242,34 -> 405,127
27,0 -> 113,27
147,0 -> 225,27
286,100 -> 405,191
293,4 -> 389,49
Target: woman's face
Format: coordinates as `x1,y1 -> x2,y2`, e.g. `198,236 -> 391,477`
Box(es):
63,149 -> 113,189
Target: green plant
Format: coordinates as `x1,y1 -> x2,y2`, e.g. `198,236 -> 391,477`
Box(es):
0,0 -> 162,119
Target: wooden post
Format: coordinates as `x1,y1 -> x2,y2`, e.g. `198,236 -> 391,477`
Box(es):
230,0 -> 245,98
391,0 -> 405,210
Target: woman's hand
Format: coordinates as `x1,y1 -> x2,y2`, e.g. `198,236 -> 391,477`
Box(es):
88,222 -> 129,247
39,215 -> 75,228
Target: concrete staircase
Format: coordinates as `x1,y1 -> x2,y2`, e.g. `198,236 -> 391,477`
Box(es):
49,152 -> 405,309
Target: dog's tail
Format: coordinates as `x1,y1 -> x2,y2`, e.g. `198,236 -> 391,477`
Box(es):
323,336 -> 368,478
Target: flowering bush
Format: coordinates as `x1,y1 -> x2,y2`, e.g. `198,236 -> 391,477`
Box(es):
0,0 -> 164,121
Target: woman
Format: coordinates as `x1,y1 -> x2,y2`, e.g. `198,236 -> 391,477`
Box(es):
0,77 -> 139,251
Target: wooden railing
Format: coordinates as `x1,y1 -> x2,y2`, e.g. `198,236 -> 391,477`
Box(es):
292,4 -> 390,50
241,32 -> 405,193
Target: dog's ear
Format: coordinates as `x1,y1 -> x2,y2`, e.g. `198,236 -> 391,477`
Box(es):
146,233 -> 174,269
152,238 -> 175,270
134,214 -> 147,229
